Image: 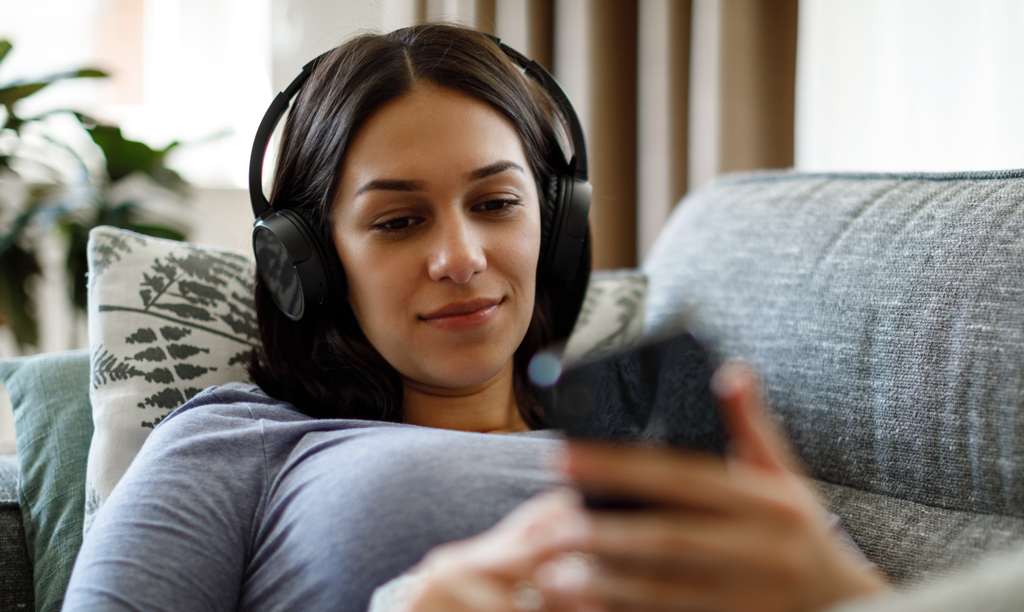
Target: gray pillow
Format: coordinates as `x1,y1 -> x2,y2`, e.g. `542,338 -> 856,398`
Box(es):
0,350 -> 92,612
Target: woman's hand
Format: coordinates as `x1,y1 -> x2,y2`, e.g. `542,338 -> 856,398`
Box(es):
538,363 -> 890,612
402,488 -> 589,612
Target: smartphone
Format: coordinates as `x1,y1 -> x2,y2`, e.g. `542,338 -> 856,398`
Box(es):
528,330 -> 726,509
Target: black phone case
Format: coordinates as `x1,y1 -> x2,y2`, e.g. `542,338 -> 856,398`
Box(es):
531,331 -> 725,509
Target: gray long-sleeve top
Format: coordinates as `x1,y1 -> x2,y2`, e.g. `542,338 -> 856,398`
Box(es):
64,382 -> 560,611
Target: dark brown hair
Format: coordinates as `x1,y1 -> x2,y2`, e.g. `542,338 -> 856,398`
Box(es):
247,23 -> 591,426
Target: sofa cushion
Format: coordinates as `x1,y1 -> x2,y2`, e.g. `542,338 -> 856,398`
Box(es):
0,351 -> 91,612
643,169 -> 1024,580
815,479 -> 1024,585
830,544 -> 1024,612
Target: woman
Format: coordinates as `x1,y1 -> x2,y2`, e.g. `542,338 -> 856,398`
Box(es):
64,24 -> 887,612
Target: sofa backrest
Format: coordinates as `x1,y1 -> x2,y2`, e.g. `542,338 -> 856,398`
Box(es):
642,169 -> 1024,583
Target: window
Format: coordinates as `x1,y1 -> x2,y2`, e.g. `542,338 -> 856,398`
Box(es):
796,0 -> 1024,172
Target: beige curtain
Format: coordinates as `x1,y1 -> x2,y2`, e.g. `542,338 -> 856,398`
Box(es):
416,0 -> 798,269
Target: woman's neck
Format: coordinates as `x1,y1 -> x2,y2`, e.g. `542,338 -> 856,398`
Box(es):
401,359 -> 528,433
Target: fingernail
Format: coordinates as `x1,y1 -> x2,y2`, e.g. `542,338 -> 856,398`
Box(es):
710,363 -> 746,398
536,554 -> 592,593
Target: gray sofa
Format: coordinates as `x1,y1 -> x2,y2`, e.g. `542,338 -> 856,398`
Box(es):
1,168 -> 1023,610
1,454 -> 34,609
641,169 -> 1024,585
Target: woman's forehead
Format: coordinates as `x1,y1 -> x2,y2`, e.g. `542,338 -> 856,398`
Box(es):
338,83 -> 532,189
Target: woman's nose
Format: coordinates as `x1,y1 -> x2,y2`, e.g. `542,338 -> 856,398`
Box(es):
426,217 -> 487,283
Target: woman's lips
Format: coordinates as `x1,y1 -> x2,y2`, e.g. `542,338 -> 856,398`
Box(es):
420,298 -> 502,330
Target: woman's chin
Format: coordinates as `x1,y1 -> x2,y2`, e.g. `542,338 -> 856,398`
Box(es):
401,358 -> 515,396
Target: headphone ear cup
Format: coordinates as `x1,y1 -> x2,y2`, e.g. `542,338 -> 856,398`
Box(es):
283,208 -> 347,306
253,208 -> 345,321
542,174 -> 591,284
538,173 -> 561,271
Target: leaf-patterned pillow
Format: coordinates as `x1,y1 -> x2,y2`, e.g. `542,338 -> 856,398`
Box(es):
562,270 -> 648,363
85,226 -> 260,532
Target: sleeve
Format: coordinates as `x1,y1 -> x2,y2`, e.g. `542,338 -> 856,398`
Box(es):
63,396 -> 270,611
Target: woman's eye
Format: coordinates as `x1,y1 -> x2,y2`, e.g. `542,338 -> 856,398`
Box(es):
476,199 -> 520,213
374,217 -> 419,232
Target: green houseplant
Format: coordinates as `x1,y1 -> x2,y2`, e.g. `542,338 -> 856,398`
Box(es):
0,40 -> 190,349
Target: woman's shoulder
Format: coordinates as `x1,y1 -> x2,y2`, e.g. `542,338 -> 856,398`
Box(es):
156,381 -> 311,428
132,382 -> 318,460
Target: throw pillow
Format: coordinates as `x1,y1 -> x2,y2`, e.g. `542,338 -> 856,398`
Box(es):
0,349 -> 92,612
563,269 -> 647,363
85,227 -> 260,531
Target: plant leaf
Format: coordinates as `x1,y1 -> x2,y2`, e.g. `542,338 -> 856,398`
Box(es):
36,68 -> 107,81
0,242 -> 41,348
1,68 -> 107,92
1,68 -> 106,132
86,123 -> 170,183
145,165 -> 189,194
59,210 -> 187,315
0,41 -> 12,66
76,113 -> 190,194
65,221 -> 91,313
0,82 -> 48,107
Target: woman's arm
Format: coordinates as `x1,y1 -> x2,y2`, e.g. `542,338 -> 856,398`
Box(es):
64,395 -> 268,611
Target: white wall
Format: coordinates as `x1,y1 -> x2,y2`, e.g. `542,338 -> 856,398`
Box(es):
270,0 -> 417,93
796,0 -> 1024,173
0,0 -> 275,188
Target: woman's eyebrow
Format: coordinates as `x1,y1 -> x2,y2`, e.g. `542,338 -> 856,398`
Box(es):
354,161 -> 523,197
468,160 -> 524,181
354,179 -> 426,197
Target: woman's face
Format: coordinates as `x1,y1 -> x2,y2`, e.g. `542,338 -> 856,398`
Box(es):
332,82 -> 542,392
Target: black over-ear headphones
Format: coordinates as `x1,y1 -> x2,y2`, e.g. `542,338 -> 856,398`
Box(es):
250,35 -> 591,321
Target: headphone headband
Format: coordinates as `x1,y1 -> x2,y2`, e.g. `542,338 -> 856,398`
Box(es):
486,36 -> 588,182
249,57 -> 320,219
